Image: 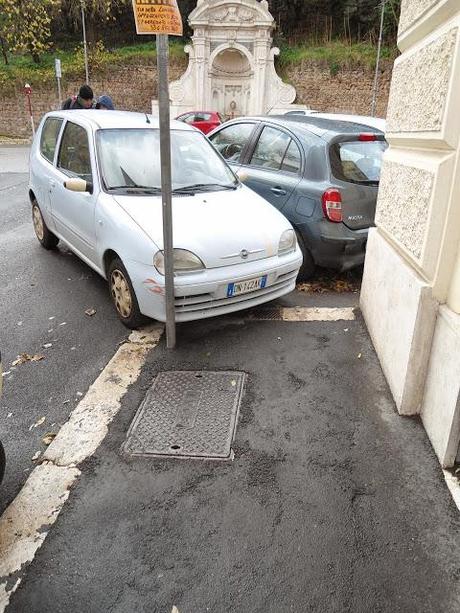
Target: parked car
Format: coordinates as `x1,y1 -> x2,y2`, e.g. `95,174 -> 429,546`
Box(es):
29,111 -> 302,328
0,352 -> 5,484
175,111 -> 223,134
208,115 -> 387,279
283,109 -> 386,133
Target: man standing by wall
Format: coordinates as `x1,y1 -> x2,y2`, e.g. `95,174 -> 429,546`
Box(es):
62,85 -> 94,110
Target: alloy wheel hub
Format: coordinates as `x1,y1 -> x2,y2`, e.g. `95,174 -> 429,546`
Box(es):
111,270 -> 132,318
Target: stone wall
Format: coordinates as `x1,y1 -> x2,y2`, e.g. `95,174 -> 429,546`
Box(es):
0,60 -> 391,139
285,62 -> 392,118
360,0 -> 460,467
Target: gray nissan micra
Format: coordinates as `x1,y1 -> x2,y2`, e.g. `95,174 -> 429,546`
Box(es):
208,115 -> 387,279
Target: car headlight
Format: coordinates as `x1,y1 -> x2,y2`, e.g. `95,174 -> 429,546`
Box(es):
278,229 -> 296,255
153,249 -> 205,275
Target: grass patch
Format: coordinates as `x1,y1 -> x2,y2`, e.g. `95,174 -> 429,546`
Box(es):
277,41 -> 397,71
0,39 -> 395,95
0,40 -> 186,93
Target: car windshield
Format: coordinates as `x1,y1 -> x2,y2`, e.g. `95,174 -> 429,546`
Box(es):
330,139 -> 388,184
97,128 -> 238,194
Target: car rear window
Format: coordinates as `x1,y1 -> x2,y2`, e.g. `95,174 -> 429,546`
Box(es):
330,139 -> 387,184
40,117 -> 63,163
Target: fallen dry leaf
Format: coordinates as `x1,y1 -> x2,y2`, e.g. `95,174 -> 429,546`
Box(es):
12,353 -> 45,367
29,416 -> 46,430
42,432 -> 57,446
85,308 -> 97,317
357,353 -> 362,359
31,451 -> 41,461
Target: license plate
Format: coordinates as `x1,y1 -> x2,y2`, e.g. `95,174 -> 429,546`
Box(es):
227,275 -> 267,297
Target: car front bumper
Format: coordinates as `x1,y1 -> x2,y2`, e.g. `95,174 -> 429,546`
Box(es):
126,249 -> 303,323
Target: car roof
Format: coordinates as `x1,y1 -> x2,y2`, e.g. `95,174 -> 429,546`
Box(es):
246,115 -> 384,140
45,110 -> 194,131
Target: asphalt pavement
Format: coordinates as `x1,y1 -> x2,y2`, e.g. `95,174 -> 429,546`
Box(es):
7,312 -> 460,613
1,146 -> 460,612
0,147 -> 127,514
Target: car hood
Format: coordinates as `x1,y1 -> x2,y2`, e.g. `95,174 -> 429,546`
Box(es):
113,185 -> 292,269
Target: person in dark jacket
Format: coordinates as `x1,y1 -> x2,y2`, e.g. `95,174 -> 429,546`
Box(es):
62,85 -> 94,110
95,95 -> 115,110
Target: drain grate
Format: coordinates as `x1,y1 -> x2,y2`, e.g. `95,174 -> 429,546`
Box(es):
123,371 -> 246,460
246,306 -> 282,320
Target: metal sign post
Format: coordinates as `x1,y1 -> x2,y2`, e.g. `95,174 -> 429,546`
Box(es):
157,34 -> 176,349
55,58 -> 62,109
24,83 -> 35,136
371,0 -> 386,117
81,0 -> 89,84
131,0 -> 183,349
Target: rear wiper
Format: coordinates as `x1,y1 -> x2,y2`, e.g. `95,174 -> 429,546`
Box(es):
173,183 -> 238,194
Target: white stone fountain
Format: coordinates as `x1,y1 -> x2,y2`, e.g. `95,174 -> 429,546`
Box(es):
153,0 -> 298,118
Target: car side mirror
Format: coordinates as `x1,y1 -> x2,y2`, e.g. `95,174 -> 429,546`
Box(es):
64,177 -> 93,194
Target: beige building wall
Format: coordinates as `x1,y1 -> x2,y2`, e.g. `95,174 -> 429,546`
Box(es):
361,0 -> 460,467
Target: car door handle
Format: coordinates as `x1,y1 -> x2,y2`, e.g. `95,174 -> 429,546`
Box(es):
271,186 -> 287,196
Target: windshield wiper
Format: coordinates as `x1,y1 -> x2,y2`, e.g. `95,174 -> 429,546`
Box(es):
107,185 -> 162,194
173,183 -> 238,194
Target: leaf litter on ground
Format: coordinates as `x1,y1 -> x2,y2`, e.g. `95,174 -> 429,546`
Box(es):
296,269 -> 362,294
12,353 -> 45,366
42,432 -> 57,446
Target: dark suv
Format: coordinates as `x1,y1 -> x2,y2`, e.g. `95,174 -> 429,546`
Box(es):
208,116 -> 387,279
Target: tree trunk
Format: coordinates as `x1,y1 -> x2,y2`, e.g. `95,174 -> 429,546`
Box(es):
0,37 -> 8,65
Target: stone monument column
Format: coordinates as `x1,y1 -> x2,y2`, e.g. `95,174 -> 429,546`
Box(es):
360,0 -> 460,467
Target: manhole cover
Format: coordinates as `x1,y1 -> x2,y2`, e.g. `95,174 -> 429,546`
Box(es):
123,371 -> 246,460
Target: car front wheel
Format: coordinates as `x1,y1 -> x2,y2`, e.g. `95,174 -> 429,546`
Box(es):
108,258 -> 149,329
32,201 -> 59,249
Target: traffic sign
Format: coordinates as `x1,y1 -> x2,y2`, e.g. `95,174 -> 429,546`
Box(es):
54,58 -> 62,78
131,0 -> 183,36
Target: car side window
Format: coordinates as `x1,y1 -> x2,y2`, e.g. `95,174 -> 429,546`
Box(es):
194,113 -> 211,122
281,140 -> 302,174
40,118 -> 63,164
209,123 -> 254,163
57,122 -> 93,182
249,126 -> 291,171
182,114 -> 195,124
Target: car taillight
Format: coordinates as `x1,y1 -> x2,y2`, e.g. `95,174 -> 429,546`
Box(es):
359,133 -> 377,141
322,188 -> 343,223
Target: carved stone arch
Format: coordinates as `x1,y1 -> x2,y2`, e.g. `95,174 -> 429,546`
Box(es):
208,43 -> 254,75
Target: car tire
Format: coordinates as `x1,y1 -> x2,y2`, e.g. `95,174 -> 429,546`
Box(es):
32,201 -> 59,250
0,441 -> 5,485
296,231 -> 316,281
108,258 -> 149,329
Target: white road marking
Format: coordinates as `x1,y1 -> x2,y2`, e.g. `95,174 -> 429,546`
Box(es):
0,325 -> 163,611
443,470 -> 460,512
281,307 -> 355,321
250,306 -> 356,321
